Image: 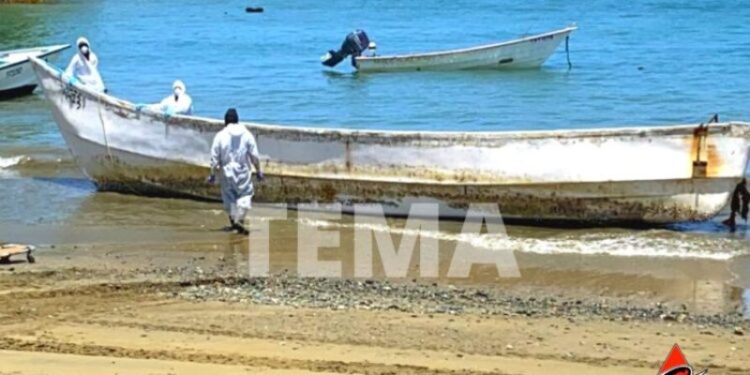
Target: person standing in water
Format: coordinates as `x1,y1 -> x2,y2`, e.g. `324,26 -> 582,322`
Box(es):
63,37 -> 106,93
150,80 -> 193,115
208,108 -> 264,235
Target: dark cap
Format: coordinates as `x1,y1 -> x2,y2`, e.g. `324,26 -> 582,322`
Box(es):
224,108 -> 239,125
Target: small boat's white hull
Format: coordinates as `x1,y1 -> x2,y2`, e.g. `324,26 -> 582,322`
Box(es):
30,57 -> 750,225
355,27 -> 576,73
61,130 -> 740,224
0,44 -> 69,99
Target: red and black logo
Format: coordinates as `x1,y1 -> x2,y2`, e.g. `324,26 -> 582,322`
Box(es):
657,344 -> 707,375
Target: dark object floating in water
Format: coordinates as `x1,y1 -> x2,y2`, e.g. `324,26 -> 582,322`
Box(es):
321,29 -> 370,68
245,6 -> 264,13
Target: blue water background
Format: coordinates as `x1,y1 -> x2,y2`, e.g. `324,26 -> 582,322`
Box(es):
2,0 -> 749,136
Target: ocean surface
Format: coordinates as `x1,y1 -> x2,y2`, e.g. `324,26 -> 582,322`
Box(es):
3,0 -> 750,130
1,0 -> 750,311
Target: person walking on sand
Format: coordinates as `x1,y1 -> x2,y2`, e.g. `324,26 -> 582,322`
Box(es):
63,37 -> 106,93
208,108 -> 264,235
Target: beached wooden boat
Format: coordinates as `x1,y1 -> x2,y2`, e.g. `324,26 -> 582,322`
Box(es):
0,44 -> 69,100
354,26 -> 576,72
31,57 -> 750,225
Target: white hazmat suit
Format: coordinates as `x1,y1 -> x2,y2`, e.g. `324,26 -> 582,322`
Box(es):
151,80 -> 193,115
63,37 -> 106,92
210,114 -> 262,229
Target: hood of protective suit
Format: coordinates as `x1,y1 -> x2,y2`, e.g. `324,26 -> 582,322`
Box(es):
76,37 -> 90,49
63,36 -> 105,92
173,80 -> 186,96
77,37 -> 91,60
226,123 -> 247,136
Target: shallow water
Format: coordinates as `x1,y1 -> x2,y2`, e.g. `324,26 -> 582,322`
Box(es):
1,1 -> 750,314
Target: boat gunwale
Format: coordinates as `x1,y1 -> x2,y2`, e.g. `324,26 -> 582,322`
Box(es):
355,26 -> 577,63
30,56 -> 749,143
0,44 -> 70,71
58,127 -> 748,190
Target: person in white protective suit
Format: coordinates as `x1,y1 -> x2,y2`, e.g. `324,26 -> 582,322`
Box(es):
208,108 -> 264,235
63,37 -> 106,93
149,80 -> 193,115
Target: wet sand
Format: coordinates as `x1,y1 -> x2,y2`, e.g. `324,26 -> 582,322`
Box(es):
0,161 -> 749,374
0,217 -> 748,374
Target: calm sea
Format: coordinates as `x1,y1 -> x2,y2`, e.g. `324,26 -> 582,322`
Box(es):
1,0 -> 750,308
3,0 -> 750,132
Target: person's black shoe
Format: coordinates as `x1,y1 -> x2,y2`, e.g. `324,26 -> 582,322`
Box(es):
222,216 -> 237,232
232,223 -> 249,235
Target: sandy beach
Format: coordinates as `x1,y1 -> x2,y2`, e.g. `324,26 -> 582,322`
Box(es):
0,222 -> 747,375
1,161 -> 749,374
3,1 -> 750,374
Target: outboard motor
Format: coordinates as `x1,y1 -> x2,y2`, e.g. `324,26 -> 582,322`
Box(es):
321,29 -> 370,68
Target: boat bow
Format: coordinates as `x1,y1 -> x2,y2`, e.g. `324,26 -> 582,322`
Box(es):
29,57 -> 750,225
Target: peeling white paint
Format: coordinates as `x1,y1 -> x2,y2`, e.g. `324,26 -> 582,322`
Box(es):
30,57 -> 750,224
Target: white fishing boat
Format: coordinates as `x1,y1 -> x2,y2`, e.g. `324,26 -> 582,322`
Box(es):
322,27 -> 577,72
0,44 -> 69,100
31,57 -> 750,225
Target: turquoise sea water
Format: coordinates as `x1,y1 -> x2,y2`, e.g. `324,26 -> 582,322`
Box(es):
2,0 -> 750,233
2,1 -> 750,313
2,0 -> 750,134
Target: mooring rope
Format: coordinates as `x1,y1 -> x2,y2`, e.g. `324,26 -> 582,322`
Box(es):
565,35 -> 572,70
96,95 -> 112,160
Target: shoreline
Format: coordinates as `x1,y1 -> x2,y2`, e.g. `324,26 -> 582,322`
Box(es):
0,255 -> 748,374
1,175 -> 749,374
176,274 -> 749,331
2,1 -> 750,373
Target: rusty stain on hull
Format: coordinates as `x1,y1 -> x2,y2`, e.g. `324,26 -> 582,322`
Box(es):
28,57 -> 750,224
90,155 -> 739,223
689,123 -> 725,178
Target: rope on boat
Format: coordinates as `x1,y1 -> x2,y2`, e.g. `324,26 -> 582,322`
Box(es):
96,96 -> 112,160
722,178 -> 750,232
565,35 -> 572,70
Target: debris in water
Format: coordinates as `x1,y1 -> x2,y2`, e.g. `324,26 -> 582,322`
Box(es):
722,178 -> 750,232
245,6 -> 264,13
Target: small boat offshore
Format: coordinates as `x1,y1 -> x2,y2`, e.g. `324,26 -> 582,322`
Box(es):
322,26 -> 576,72
0,44 -> 69,100
31,56 -> 750,226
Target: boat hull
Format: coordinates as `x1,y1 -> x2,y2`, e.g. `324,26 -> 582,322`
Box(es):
355,27 -> 576,73
0,84 -> 36,100
0,45 -> 69,100
59,131 -> 742,224
31,57 -> 750,225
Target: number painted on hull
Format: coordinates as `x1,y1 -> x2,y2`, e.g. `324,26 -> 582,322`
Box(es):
529,35 -> 554,43
5,66 -> 22,78
63,85 -> 85,110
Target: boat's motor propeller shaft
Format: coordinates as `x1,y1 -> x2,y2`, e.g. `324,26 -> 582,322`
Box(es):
321,29 -> 370,68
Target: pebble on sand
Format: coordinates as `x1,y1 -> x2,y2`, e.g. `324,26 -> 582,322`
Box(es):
734,326 -> 745,336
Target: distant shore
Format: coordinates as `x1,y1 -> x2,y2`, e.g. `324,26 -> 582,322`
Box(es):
0,0 -> 53,3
